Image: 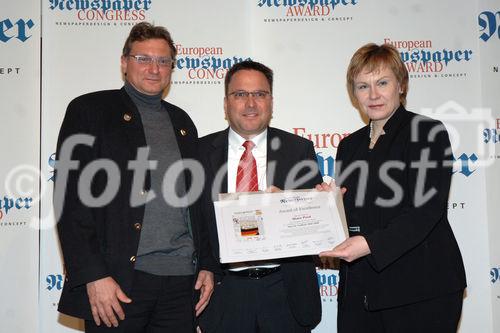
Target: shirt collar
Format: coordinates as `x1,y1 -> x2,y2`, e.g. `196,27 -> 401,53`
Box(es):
228,128 -> 268,150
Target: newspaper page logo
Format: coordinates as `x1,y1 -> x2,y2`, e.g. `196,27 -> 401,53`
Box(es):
479,11 -> 500,43
492,267 -> 500,284
1,18 -> 34,78
317,270 -> 339,302
0,18 -> 34,43
46,274 -> 64,291
48,153 -> 56,182
48,0 -> 151,27
172,44 -> 250,85
0,195 -> 33,227
257,0 -> 358,24
483,118 -> 500,160
384,38 -> 473,80
45,273 -> 64,307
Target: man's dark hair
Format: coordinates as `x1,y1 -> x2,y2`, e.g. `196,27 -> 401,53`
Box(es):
224,60 -> 273,95
122,22 -> 177,60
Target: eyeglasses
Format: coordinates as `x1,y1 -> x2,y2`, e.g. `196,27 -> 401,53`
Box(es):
228,90 -> 271,100
128,54 -> 174,67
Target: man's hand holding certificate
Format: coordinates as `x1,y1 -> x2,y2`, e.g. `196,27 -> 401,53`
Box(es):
214,189 -> 348,263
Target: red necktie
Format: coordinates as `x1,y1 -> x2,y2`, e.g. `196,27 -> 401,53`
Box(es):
236,140 -> 259,192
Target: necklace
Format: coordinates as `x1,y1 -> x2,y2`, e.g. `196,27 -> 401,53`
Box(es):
369,121 -> 385,145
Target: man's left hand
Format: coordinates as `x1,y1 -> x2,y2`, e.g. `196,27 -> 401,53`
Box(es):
194,270 -> 214,316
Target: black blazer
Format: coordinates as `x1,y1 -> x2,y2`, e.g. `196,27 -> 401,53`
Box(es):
198,127 -> 323,329
55,88 -> 217,319
336,106 -> 466,310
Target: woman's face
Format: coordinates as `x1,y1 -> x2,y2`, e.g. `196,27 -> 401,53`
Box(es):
353,66 -> 401,122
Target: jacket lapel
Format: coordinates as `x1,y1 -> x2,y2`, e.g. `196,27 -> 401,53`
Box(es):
118,88 -> 147,154
209,128 -> 229,194
266,127 -> 287,188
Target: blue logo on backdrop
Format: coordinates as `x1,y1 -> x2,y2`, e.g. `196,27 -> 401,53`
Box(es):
257,0 -> 358,10
316,152 -> 478,178
317,271 -> 339,299
453,153 -> 478,177
173,44 -> 250,84
48,0 -> 151,24
0,18 -> 35,43
384,38 -> 473,67
293,127 -> 348,178
48,0 -> 152,12
483,128 -> 500,144
0,196 -> 33,221
479,11 -> 500,42
316,152 -> 335,178
491,267 -> 500,284
46,274 -> 64,291
48,153 -> 56,182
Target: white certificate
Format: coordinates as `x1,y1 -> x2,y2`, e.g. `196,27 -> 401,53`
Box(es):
214,190 -> 348,263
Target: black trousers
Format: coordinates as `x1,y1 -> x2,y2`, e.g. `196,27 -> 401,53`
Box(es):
85,270 -> 195,333
200,270 -> 310,333
338,290 -> 464,333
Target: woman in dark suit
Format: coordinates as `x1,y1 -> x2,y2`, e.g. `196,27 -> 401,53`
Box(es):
319,43 -> 466,332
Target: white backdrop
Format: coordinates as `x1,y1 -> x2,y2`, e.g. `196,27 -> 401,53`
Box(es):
0,1 -> 40,333
1,0 -> 499,332
479,1 -> 500,332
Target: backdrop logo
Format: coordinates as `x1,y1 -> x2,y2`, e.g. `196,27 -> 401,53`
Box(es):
49,0 -> 152,11
491,267 -> 500,284
46,274 -> 64,291
173,44 -> 250,85
453,153 -> 477,177
48,153 -> 56,182
317,270 -> 339,300
479,11 -> 500,42
483,118 -> 500,144
49,0 -> 150,25
258,0 -> 358,22
316,152 -> 335,178
293,127 -> 349,178
0,18 -> 35,43
0,195 -> 33,223
384,38 -> 473,79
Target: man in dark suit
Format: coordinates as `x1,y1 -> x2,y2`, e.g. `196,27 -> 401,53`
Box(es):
54,22 -> 216,333
198,60 -> 322,333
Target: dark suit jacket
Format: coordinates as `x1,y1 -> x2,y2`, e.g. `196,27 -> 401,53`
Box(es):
336,106 -> 466,311
198,127 -> 323,330
55,88 -> 217,319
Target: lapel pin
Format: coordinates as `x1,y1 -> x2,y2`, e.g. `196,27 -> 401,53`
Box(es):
123,113 -> 132,122
180,129 -> 187,136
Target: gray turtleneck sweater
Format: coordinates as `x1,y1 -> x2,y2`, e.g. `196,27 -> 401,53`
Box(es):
124,81 -> 195,276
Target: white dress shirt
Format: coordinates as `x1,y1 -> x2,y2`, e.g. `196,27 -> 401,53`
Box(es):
227,127 -> 267,193
227,127 -> 279,270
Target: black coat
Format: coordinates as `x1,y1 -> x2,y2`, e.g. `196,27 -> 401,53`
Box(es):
336,106 -> 466,311
198,127 -> 323,329
55,88 -> 217,319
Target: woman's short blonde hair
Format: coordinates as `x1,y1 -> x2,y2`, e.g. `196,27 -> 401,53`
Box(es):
346,43 -> 409,110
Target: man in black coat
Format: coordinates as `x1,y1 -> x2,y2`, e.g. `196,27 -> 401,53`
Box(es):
198,60 -> 322,333
54,22 -> 216,333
